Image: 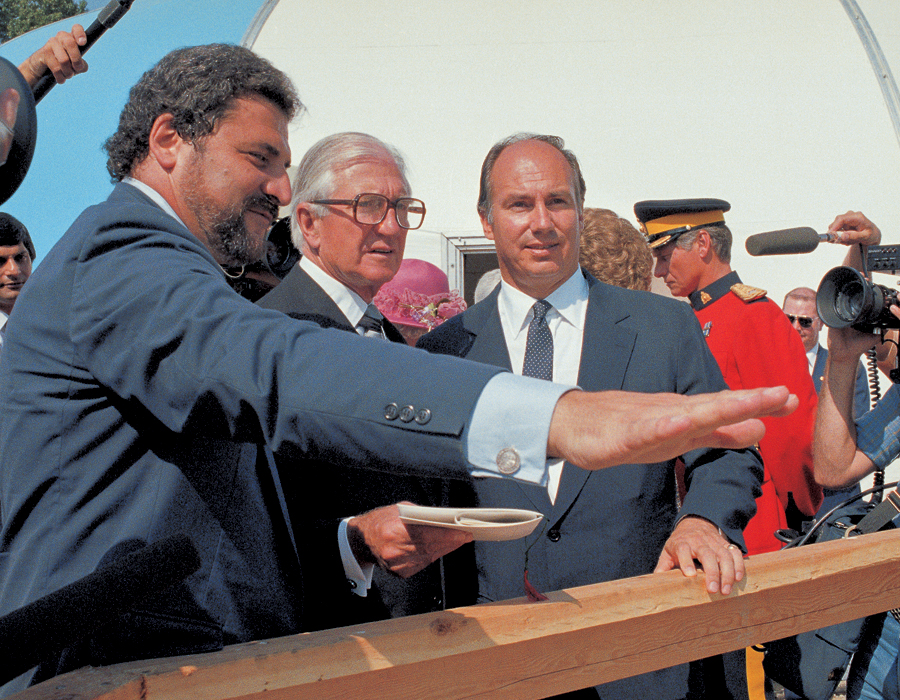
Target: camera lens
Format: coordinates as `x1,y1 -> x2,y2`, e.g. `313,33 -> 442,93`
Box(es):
834,278 -> 865,323
817,266 -> 900,332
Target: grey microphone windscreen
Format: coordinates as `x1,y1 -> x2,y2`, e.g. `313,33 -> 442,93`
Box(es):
745,227 -> 820,256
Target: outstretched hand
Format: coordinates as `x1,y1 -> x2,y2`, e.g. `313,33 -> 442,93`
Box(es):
548,385 -> 796,471
347,503 -> 472,579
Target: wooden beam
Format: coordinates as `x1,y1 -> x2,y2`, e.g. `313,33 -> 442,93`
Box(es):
15,528 -> 900,700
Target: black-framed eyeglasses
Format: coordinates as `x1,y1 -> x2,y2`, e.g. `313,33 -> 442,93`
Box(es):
310,193 -> 426,230
786,313 -> 815,329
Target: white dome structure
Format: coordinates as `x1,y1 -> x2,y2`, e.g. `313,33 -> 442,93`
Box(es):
1,0 -> 899,308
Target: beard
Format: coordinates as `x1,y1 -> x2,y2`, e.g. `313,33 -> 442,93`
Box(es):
182,157 -> 279,267
206,195 -> 277,267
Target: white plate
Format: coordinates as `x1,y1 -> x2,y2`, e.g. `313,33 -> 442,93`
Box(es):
397,505 -> 544,542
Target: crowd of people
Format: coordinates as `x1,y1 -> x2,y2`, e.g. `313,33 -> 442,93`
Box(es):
0,27 -> 896,700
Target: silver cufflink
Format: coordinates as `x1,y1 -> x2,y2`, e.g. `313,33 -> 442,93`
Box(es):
496,447 -> 521,475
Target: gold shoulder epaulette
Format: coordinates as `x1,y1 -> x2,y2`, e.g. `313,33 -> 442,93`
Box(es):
730,283 -> 767,303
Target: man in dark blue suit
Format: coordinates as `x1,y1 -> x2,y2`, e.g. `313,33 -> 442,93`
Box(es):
418,134 -> 765,699
0,46 -> 795,696
782,287 -> 870,417
783,287 -> 871,518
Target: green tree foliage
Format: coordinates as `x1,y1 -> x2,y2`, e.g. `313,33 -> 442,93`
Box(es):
0,0 -> 88,43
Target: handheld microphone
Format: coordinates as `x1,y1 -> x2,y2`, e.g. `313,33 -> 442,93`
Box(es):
745,227 -> 835,256
32,0 -> 135,103
0,533 -> 200,686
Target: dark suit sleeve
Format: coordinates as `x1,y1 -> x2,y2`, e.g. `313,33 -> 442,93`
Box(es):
68,209 -> 505,481
416,315 -> 473,356
666,304 -> 764,550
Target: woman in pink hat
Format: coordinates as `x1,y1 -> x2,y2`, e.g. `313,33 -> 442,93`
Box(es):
374,258 -> 466,345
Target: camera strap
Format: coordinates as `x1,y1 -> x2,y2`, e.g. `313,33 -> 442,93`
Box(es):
848,487 -> 900,536
848,486 -> 900,621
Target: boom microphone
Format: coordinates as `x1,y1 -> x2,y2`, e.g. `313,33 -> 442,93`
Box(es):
31,0 -> 135,103
0,533 -> 200,685
745,227 -> 835,256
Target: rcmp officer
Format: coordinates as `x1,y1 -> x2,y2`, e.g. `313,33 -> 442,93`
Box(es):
639,198 -> 821,555
641,198 -> 822,699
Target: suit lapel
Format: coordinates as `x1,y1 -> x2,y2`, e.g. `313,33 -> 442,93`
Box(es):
464,290 -> 514,372
290,267 -> 355,328
812,345 -> 825,392
382,318 -> 408,345
553,277 -> 638,518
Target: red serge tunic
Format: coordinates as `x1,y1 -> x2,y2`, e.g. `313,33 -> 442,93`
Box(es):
690,271 -> 822,554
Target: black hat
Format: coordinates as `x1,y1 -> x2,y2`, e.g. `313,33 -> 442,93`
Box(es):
634,198 -> 730,249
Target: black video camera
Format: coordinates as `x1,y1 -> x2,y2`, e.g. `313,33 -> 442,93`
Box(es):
265,216 -> 300,279
817,244 -> 900,333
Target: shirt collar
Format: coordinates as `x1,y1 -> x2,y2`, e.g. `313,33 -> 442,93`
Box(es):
806,344 -> 820,373
689,270 -> 741,311
122,177 -> 190,231
498,268 -> 589,339
299,256 -> 369,327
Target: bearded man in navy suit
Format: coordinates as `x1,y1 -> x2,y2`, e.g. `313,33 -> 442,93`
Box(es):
418,134 -> 764,699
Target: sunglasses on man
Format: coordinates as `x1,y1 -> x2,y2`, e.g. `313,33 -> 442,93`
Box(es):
786,314 -> 815,329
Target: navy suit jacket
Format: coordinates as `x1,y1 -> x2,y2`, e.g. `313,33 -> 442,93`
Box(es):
257,264 -> 458,626
418,272 -> 763,699
0,183 -> 503,693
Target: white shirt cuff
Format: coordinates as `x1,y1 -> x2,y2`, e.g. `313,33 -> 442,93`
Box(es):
465,373 -> 577,486
338,517 -> 375,597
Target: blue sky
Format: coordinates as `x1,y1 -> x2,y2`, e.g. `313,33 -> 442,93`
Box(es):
0,0 -> 268,262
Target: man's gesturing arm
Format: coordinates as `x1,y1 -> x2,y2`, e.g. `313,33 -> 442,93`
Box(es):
547,386 -> 797,471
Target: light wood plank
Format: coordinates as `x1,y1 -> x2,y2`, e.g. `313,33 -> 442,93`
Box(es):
14,528 -> 900,700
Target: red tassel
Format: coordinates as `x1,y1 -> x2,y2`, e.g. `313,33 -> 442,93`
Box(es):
524,569 -> 549,602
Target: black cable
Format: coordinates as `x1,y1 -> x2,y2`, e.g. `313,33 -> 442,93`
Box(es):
866,346 -> 885,503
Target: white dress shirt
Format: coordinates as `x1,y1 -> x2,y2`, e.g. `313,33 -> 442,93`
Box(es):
496,269 -> 589,502
300,256 -> 373,334
805,345 -> 818,376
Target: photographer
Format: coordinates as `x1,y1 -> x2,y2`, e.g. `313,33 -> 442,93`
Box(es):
814,210 -> 899,700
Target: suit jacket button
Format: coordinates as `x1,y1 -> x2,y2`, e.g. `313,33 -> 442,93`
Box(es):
496,447 -> 520,475
547,529 -> 561,542
399,405 -> 415,422
384,403 -> 400,420
415,408 -> 432,425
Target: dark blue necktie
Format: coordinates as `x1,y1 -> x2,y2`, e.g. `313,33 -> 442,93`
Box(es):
357,304 -> 385,339
522,299 -> 553,381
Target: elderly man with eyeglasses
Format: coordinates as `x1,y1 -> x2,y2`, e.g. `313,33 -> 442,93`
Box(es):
257,132 -> 462,631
